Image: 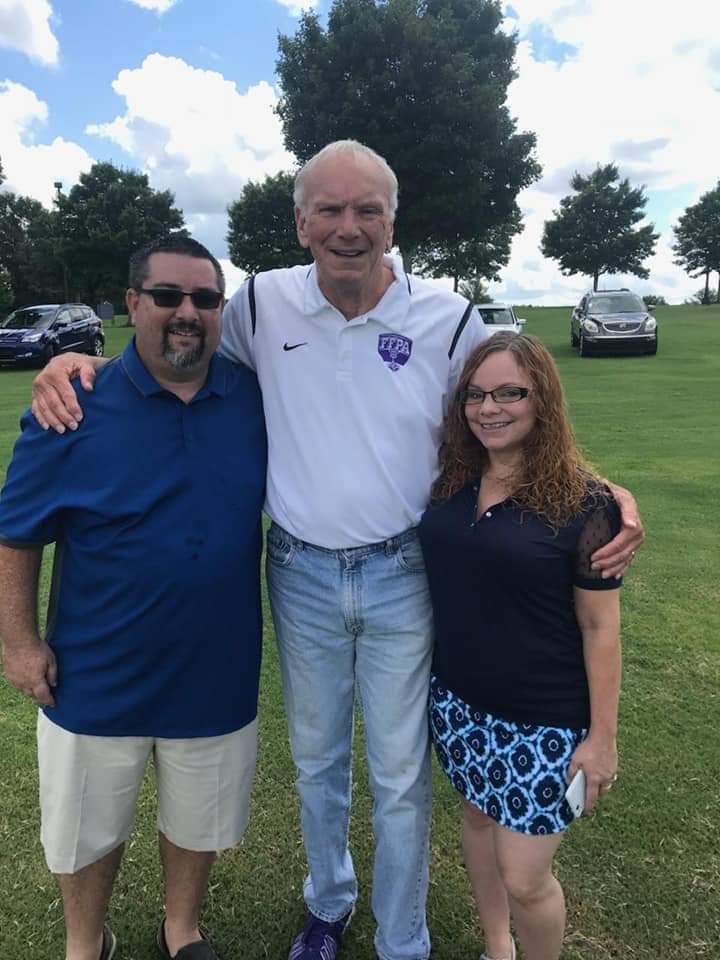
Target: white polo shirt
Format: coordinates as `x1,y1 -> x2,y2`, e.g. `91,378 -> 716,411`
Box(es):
220,255 -> 487,548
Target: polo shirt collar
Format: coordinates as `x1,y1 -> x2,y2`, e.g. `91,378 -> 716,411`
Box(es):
121,337 -> 230,399
303,254 -> 412,332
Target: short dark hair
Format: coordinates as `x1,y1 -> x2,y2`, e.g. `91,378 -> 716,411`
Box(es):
128,235 -> 225,295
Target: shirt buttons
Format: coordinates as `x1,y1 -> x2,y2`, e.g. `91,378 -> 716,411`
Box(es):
485,511 -> 492,518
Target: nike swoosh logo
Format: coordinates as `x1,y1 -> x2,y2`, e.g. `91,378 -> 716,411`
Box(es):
283,342 -> 308,351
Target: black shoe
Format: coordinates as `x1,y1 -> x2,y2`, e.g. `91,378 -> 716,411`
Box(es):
157,918 -> 221,959
99,925 -> 117,960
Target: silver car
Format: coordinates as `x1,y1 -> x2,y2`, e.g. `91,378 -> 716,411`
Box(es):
571,290 -> 657,357
477,302 -> 527,335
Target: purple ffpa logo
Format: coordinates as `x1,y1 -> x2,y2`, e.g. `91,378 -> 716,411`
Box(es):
378,334 -> 413,372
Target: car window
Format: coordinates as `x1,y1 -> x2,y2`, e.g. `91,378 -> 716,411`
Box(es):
479,308 -> 514,325
70,307 -> 86,321
0,307 -> 55,329
56,309 -> 72,325
588,294 -> 645,314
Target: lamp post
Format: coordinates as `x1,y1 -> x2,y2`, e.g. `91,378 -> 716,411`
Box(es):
54,180 -> 70,302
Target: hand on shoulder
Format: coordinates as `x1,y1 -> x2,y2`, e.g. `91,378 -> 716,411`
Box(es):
31,353 -> 105,433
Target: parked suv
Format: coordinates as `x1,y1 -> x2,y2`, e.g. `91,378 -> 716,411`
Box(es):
477,302 -> 527,334
571,289 -> 657,356
0,303 -> 105,367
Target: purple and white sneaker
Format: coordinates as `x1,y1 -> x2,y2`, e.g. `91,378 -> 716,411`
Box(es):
287,909 -> 354,960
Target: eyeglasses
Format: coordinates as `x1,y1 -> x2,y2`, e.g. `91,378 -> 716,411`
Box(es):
462,385 -> 530,405
136,287 -> 223,310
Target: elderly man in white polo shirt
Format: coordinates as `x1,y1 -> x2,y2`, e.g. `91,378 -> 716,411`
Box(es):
31,140 -> 643,960
221,143 -> 485,960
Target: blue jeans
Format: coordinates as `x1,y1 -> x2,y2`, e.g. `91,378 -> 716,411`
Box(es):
266,522 -> 433,960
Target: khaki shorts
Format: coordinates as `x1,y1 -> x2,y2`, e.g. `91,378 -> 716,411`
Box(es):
37,711 -> 258,874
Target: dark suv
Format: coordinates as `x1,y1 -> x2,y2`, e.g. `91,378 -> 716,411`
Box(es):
570,290 -> 657,357
0,303 -> 105,367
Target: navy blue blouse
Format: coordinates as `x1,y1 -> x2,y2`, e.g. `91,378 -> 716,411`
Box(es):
419,482 -> 621,729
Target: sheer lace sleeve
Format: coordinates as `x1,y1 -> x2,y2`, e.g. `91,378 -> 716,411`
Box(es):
574,495 -> 623,589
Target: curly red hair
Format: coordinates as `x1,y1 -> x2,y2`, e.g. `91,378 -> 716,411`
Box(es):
433,332 -> 601,528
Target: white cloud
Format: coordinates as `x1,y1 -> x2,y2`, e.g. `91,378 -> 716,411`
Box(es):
0,81 -> 93,206
125,0 -> 179,13
491,0 -> 720,303
0,0 -> 59,65
86,54 -> 295,256
275,0 -> 319,15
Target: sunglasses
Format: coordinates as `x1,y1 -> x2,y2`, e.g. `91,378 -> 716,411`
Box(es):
137,287 -> 223,310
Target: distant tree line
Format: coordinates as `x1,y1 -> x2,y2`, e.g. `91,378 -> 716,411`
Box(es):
0,158 -> 183,313
2,0 -> 718,311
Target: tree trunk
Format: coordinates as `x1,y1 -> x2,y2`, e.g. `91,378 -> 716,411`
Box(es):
453,274 -> 459,292
593,271 -> 599,291
703,270 -> 710,304
716,270 -> 719,303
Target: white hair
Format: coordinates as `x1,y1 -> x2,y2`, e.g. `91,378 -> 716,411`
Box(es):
293,140 -> 399,220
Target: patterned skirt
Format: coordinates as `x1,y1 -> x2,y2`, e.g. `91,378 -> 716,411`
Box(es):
430,674 -> 587,835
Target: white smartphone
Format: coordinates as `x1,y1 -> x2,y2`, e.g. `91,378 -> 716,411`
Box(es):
564,769 -> 586,819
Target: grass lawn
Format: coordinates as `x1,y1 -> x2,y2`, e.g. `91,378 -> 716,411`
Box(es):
0,307 -> 718,959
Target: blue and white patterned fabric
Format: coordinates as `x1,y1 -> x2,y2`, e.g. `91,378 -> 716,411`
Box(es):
430,675 -> 587,835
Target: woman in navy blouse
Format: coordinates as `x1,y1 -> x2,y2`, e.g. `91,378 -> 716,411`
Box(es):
419,332 -> 622,960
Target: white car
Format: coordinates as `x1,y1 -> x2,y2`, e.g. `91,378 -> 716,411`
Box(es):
477,302 -> 527,334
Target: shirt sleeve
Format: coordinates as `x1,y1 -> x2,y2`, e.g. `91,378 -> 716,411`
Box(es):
0,409 -> 72,546
573,495 -> 623,590
218,280 -> 257,371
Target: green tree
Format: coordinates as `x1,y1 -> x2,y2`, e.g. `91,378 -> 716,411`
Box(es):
541,164 -> 658,290
672,182 -> 720,304
0,266 -> 13,314
275,0 -> 540,271
0,191 -> 63,307
227,171 -> 312,274
457,274 -> 492,303
688,286 -> 719,305
414,209 -> 522,290
57,162 -> 185,309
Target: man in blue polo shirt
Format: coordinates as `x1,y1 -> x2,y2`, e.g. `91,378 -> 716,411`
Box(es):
0,236 -> 266,960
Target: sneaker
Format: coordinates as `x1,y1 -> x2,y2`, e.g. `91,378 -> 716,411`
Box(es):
288,909 -> 354,960
99,925 -> 117,960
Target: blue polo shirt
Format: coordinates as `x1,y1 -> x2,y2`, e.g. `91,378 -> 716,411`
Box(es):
0,339 -> 267,737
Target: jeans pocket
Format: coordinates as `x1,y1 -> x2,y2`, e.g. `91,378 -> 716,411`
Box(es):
395,536 -> 426,573
265,528 -> 296,567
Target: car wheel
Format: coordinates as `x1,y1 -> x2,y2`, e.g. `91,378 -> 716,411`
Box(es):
91,336 -> 104,357
571,328 -> 579,348
39,343 -> 56,367
579,333 -> 591,357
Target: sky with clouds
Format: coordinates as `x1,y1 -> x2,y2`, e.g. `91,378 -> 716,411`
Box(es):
1,0 -> 718,303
